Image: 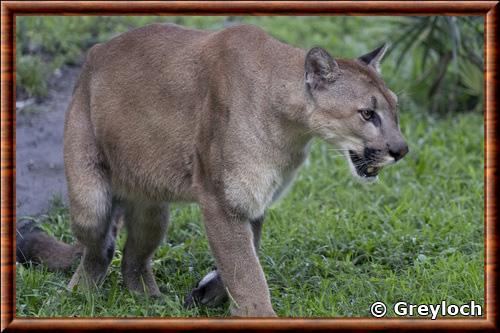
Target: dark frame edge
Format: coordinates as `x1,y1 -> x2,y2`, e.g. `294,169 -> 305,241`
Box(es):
3,1 -> 499,15
485,1 -> 498,331
5,317 -> 499,332
1,1 -> 14,332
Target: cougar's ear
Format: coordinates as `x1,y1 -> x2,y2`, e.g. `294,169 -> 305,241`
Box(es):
358,43 -> 389,73
305,47 -> 340,90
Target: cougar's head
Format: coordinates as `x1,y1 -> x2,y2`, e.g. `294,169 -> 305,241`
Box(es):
303,43 -> 408,182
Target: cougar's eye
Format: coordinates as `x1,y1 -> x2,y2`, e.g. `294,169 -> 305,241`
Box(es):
359,109 -> 375,121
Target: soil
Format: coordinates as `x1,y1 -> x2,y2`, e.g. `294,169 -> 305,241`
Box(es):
16,66 -> 80,219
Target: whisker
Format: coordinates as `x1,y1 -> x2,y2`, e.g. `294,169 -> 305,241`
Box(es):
353,158 -> 374,168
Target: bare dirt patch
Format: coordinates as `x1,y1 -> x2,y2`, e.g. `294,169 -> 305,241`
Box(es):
16,67 -> 80,219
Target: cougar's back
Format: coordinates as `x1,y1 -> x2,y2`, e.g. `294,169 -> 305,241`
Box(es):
66,23 -> 211,202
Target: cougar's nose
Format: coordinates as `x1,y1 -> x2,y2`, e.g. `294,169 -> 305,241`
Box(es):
388,142 -> 409,161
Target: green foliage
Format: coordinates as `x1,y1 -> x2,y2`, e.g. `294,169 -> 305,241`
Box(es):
16,55 -> 49,99
16,110 -> 484,317
388,17 -> 484,114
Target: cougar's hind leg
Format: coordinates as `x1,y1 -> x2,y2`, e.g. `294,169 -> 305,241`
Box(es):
66,168 -> 116,292
184,215 -> 264,309
64,60 -> 118,291
121,201 -> 169,297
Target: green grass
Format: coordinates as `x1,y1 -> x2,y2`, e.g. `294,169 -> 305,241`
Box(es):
16,110 -> 484,317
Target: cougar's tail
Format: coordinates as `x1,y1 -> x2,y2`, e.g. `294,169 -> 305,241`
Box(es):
16,220 -> 84,271
16,208 -> 124,271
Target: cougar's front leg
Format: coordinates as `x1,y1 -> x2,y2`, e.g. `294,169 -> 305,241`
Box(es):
185,217 -> 264,309
200,202 -> 274,317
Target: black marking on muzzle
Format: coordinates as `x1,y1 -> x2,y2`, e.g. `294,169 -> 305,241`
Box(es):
349,149 -> 380,178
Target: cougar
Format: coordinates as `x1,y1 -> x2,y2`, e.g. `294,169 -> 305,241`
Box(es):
17,23 -> 408,317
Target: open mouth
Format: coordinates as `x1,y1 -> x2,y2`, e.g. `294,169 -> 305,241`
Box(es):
348,150 -> 381,178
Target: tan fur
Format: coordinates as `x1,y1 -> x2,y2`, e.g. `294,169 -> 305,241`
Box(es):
16,220 -> 84,270
27,23 -> 408,316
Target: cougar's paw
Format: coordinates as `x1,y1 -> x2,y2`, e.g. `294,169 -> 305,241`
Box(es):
128,286 -> 163,298
122,268 -> 162,298
126,282 -> 163,298
184,270 -> 228,308
67,264 -> 104,293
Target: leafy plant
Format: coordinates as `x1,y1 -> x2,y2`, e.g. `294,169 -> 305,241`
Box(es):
16,55 -> 49,99
388,16 -> 484,114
